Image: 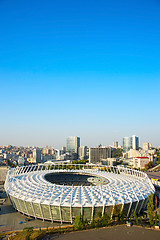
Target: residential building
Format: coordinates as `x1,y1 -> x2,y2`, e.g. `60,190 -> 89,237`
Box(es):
42,147 -> 54,155
129,157 -> 150,169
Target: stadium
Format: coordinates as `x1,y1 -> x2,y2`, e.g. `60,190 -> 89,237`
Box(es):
4,164 -> 155,223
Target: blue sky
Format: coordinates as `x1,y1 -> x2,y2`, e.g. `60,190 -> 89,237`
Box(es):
0,0 -> 160,148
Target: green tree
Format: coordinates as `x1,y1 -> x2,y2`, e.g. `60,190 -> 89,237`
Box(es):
74,214 -> 84,230
111,149 -> 123,158
133,212 -> 138,225
147,194 -> 155,226
94,212 -> 103,227
50,165 -> 54,170
139,216 -> 143,226
156,156 -> 160,165
155,212 -> 158,226
145,161 -> 153,170
90,219 -> 95,228
94,212 -> 111,227
158,208 -> 160,225
101,214 -> 111,226
113,205 -> 122,221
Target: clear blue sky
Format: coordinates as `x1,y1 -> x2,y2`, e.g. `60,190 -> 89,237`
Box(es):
0,0 -> 160,148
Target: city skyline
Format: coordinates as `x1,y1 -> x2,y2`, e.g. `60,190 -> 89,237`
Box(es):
0,0 -> 160,148
0,134 -> 158,149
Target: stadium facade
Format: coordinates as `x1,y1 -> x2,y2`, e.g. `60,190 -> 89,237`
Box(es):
4,164 -> 155,223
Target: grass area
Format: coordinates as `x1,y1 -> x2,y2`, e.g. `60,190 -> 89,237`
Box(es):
0,226 -> 74,240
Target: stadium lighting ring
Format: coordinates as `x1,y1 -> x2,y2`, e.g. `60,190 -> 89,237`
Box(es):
4,164 -> 155,223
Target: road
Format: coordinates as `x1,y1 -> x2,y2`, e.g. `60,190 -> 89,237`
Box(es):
147,172 -> 160,180
43,225 -> 160,240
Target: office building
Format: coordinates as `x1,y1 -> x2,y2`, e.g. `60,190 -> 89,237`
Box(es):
132,135 -> 139,150
66,136 -> 80,155
89,147 -> 109,164
123,135 -> 139,153
123,137 -> 132,153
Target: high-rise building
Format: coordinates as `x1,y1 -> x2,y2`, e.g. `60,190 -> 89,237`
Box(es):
123,135 -> 139,153
123,137 -> 132,153
78,146 -> 87,160
89,147 -> 109,164
66,136 -> 80,155
132,135 -> 139,150
113,141 -> 118,148
32,149 -> 42,163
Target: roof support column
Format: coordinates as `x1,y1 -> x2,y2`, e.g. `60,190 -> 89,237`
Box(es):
91,205 -> 94,221
49,204 -> 53,222
31,202 -> 36,219
127,201 -> 132,217
39,203 -> 44,221
59,205 -> 62,224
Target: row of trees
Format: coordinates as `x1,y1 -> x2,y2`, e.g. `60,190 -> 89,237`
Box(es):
147,193 -> 160,226
74,212 -> 111,230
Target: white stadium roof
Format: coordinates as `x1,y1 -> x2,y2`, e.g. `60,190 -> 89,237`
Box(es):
5,165 -> 155,208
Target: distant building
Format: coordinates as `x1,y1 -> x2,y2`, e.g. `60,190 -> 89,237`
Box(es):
126,149 -> 142,158
27,158 -> 34,163
143,142 -> 152,151
129,157 -> 150,169
42,147 -> 54,155
18,157 -> 27,166
32,149 -> 42,163
78,146 -> 87,160
89,147 -> 109,164
132,135 -> 139,150
113,141 -> 118,148
66,136 -> 80,158
62,146 -> 66,153
123,137 -> 132,152
42,155 -> 55,162
123,135 -> 139,152
101,158 -> 117,166
3,153 -> 12,159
